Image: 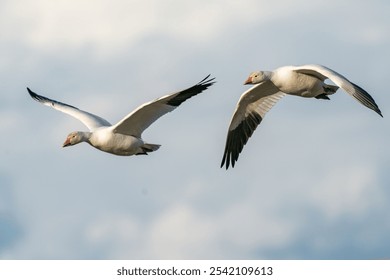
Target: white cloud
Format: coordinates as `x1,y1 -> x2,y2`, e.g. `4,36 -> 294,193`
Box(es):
306,164 -> 384,219
145,204 -> 218,259
1,0 -> 331,57
83,213 -> 141,258
85,215 -> 139,245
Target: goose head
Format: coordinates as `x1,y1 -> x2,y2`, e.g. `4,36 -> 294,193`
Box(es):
63,131 -> 87,147
244,71 -> 267,85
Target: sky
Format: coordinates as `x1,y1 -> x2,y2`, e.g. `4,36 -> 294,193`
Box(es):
0,0 -> 389,259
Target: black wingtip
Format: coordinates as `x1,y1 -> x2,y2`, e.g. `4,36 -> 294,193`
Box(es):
374,106 -> 383,117
220,156 -> 228,169
220,151 -> 234,170
27,87 -> 39,99
350,82 -> 383,118
199,74 -> 211,82
220,160 -> 234,170
166,75 -> 216,107
27,87 -> 46,104
220,111 -> 263,170
369,104 -> 382,118
197,74 -> 216,87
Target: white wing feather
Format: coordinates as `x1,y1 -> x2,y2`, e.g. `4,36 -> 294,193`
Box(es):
28,88 -> 111,131
112,75 -> 215,137
221,81 -> 284,169
293,64 -> 382,116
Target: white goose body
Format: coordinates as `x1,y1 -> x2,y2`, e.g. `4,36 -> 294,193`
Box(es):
87,128 -> 144,156
269,66 -> 328,97
221,64 -> 382,169
28,75 -> 215,156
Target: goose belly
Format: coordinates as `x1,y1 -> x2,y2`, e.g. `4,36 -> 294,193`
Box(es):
90,131 -> 143,156
273,71 -> 324,97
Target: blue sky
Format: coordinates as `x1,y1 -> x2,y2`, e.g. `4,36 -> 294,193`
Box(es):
1,0 -> 389,259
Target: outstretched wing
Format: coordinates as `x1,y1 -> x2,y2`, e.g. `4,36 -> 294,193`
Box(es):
112,75 -> 216,137
27,88 -> 112,131
221,81 -> 285,169
293,64 -> 382,117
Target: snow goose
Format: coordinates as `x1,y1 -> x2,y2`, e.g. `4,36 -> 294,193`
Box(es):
221,64 -> 382,169
28,75 -> 215,156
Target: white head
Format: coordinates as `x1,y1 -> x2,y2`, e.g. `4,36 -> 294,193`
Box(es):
62,131 -> 87,147
244,71 -> 267,85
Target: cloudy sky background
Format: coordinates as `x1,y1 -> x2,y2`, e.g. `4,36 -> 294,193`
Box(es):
1,0 -> 389,259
